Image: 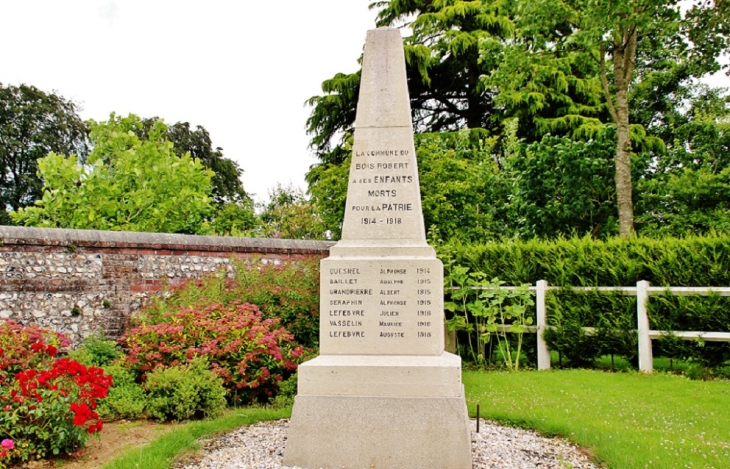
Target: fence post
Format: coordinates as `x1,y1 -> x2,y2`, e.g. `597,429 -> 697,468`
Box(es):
536,280 -> 550,370
637,280 -> 653,373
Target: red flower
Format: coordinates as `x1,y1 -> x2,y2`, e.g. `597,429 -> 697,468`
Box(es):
31,342 -> 44,352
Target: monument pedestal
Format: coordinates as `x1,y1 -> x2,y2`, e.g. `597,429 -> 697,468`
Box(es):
285,353 -> 471,469
286,393 -> 471,469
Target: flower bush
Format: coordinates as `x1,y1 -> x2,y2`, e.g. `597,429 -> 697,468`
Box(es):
0,321 -> 112,467
140,258 -> 320,348
120,302 -> 303,404
0,321 -> 69,378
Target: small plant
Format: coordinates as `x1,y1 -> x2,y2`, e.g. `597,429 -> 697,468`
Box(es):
70,306 -> 81,317
97,364 -> 146,420
685,362 -> 714,381
102,299 -> 111,309
144,357 -> 226,421
479,280 -> 535,371
443,251 -> 534,369
270,372 -> 298,408
68,331 -> 122,367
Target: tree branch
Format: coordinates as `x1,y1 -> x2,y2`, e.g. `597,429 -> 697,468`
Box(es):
599,43 -> 619,123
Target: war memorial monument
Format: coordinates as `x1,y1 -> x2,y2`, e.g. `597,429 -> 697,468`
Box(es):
284,27 -> 472,469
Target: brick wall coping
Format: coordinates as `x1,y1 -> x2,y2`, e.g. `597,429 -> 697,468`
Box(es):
0,226 -> 335,255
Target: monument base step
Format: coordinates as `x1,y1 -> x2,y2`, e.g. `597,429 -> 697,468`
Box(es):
297,352 -> 463,398
284,394 -> 472,469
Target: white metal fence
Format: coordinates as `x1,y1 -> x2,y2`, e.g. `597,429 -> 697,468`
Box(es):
469,280 -> 730,373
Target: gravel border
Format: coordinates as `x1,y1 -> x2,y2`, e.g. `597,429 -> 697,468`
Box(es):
175,419 -> 599,469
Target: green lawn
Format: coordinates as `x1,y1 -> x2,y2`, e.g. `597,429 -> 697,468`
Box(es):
464,370 -> 730,469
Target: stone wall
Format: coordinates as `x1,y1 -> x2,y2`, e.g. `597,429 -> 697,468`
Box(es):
0,226 -> 333,345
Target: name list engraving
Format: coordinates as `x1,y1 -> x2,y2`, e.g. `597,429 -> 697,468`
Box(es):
320,258 -> 443,355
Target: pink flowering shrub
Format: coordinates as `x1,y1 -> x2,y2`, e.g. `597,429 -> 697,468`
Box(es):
139,258 -> 321,349
0,321 -> 112,467
120,302 -> 303,404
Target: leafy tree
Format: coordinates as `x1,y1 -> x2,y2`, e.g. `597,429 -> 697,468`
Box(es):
306,0 -> 514,169
636,86 -> 730,236
134,117 -> 248,205
508,133 -> 620,239
12,114 -> 214,234
258,184 -> 329,240
0,83 -> 89,224
306,136 -> 351,239
488,0 -> 727,237
416,130 -> 509,242
209,199 -> 259,236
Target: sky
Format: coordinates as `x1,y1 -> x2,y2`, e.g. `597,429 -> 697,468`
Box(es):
0,0 -> 379,202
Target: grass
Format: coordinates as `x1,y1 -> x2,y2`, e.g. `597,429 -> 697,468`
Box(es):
100,407 -> 290,469
464,369 -> 730,469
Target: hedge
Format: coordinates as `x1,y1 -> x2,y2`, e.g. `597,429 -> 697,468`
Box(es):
442,234 -> 730,369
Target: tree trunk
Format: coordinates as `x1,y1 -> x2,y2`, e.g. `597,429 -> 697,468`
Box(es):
603,28 -> 638,238
614,80 -> 635,237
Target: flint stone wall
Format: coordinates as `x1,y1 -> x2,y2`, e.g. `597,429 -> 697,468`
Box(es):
0,226 -> 333,345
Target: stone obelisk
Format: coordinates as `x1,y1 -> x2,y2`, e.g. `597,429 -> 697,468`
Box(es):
284,28 -> 472,469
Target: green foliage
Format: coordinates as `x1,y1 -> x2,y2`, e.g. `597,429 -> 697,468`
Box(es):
507,132 -> 620,239
636,88 -> 730,236
270,372 -> 298,409
306,136 -> 352,239
143,357 -> 226,422
12,113 -> 214,234
0,83 -> 90,225
96,364 -> 146,421
443,246 -> 535,368
209,200 -> 259,236
134,118 -> 248,205
68,332 -> 123,367
416,130 -> 510,242
140,258 -> 320,349
444,234 -> 730,368
257,184 -> 329,240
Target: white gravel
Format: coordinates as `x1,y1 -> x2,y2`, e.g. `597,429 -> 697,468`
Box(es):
175,418 -> 599,469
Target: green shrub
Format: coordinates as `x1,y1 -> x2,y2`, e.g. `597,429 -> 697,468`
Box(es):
270,372 -> 297,408
97,364 -> 146,421
68,331 -> 122,367
685,362 -> 714,381
144,358 -> 226,422
442,234 -> 730,369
